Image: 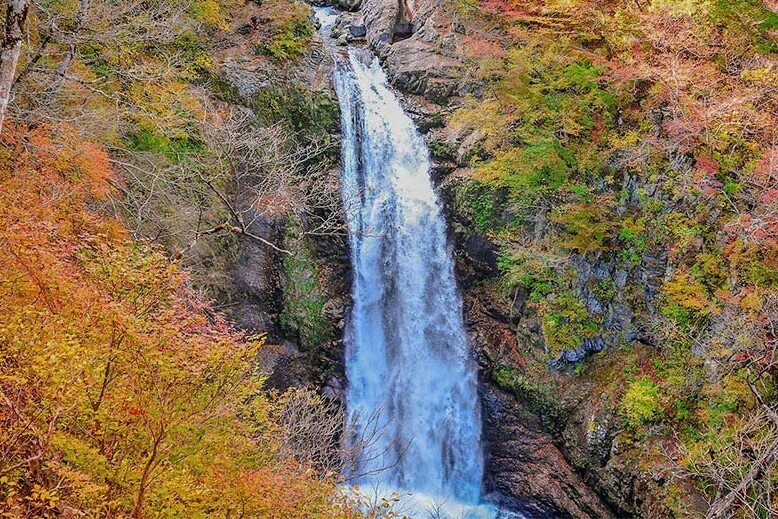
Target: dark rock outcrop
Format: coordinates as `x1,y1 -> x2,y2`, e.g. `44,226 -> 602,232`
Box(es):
480,383 -> 617,518
232,223 -> 285,334
218,16 -> 347,389
338,0 -> 362,11
464,285 -> 618,518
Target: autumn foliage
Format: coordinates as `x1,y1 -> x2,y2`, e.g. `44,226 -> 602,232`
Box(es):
0,126 -> 351,517
450,0 -> 777,514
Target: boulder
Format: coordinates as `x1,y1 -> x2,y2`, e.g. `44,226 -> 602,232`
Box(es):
387,39 -> 464,104
362,0 -> 400,57
348,23 -> 367,38
337,0 -> 362,11
331,12 -> 366,41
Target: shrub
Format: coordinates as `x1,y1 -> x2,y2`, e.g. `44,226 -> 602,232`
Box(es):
254,0 -> 314,60
660,271 -> 716,325
279,233 -> 334,350
620,376 -> 661,427
618,217 -> 648,267
539,291 -> 601,356
492,366 -> 566,431
477,141 -> 571,198
460,181 -> 499,232
551,197 -> 618,253
497,245 -> 557,302
248,83 -> 339,140
429,140 -> 457,162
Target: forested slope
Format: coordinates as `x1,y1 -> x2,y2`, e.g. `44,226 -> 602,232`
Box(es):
422,0 -> 777,515
0,1 -> 358,517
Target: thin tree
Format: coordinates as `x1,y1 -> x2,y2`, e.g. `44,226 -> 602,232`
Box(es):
0,0 -> 28,134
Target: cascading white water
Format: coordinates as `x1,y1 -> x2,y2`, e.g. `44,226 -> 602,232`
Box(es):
335,48 -> 484,500
315,9 -> 502,518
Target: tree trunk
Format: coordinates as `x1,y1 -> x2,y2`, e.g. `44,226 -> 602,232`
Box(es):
0,0 -> 29,135
133,433 -> 162,519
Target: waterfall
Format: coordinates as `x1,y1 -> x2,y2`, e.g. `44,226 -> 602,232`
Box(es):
315,9 -> 514,518
334,48 -> 485,499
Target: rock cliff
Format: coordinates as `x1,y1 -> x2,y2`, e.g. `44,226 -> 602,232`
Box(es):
213,3 -> 350,392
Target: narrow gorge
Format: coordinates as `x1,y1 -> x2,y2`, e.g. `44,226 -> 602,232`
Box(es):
1,0 -> 774,517
320,8 -> 498,516
311,2 -> 615,516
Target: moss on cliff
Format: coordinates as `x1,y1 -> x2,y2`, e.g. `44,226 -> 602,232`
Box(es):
279,229 -> 336,351
435,0 -> 777,514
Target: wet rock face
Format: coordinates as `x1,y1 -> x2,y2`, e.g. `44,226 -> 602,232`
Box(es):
463,286 -> 618,517
552,256 -> 637,364
355,0 -> 480,104
220,24 -> 347,390
479,383 -> 617,519
232,222 -> 285,335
